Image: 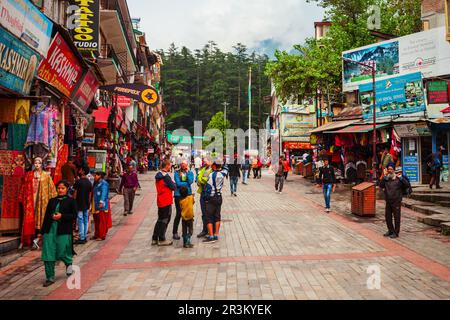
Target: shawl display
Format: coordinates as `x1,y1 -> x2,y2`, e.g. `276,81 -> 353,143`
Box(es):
0,175 -> 24,232
8,124 -> 28,151
21,170 -> 57,247
53,144 -> 69,185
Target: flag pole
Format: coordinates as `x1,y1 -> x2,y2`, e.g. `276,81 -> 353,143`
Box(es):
249,66 -> 252,151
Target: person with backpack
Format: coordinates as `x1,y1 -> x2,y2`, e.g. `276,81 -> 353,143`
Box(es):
179,186 -> 195,248
203,161 -> 229,243
242,155 -> 250,185
197,158 -> 213,238
425,146 -> 444,189
380,163 -> 411,239
172,160 -> 194,240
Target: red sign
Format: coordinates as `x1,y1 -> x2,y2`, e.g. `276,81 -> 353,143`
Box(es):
428,81 -> 449,104
72,70 -> 99,111
37,33 -> 83,97
283,142 -> 312,150
117,95 -> 132,108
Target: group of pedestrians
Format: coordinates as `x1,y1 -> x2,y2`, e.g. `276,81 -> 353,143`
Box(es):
152,157 -> 230,247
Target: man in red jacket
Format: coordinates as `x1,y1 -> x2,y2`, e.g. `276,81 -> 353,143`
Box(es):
152,159 -> 177,246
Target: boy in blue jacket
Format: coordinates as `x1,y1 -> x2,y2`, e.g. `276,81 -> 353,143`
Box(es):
172,160 -> 194,240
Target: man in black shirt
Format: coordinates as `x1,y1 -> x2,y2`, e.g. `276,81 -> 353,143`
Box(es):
73,167 -> 93,244
228,157 -> 241,196
318,159 -> 336,213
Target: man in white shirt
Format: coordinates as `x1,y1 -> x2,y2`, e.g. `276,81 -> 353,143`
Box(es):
194,156 -> 202,176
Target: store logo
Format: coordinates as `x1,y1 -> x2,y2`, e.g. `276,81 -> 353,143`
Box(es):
415,58 -> 424,67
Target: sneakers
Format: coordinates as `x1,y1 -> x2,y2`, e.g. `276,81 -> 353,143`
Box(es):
233,193 -> 237,197
74,239 -> 87,245
183,243 -> 194,248
123,212 -> 128,216
203,236 -> 217,243
384,231 -> 394,237
151,240 -> 158,246
197,231 -> 208,238
389,233 -> 399,239
173,234 -> 181,240
157,240 -> 173,246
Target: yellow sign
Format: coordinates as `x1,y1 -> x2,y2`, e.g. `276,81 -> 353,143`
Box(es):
446,0 -> 450,41
141,88 -> 159,105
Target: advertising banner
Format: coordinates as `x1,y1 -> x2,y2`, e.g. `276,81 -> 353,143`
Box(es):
281,113 -> 315,137
38,32 -> 83,97
359,72 -> 426,119
428,81 -> 449,104
117,95 -> 132,108
69,0 -> 100,52
0,27 -> 41,95
343,27 -> 450,92
394,123 -> 431,138
0,0 -> 53,56
72,70 -> 99,111
99,84 -> 160,106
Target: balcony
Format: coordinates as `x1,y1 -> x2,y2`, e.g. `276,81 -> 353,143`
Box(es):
97,44 -> 127,84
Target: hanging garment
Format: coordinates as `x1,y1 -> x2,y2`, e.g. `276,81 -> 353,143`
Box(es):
8,124 -> 28,151
26,104 -> 50,150
53,145 -> 69,185
0,173 -> 24,232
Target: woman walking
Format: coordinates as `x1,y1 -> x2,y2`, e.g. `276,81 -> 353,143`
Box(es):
93,171 -> 110,241
40,180 -> 77,287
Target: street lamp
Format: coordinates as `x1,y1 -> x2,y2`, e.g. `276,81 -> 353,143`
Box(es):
343,57 -> 377,182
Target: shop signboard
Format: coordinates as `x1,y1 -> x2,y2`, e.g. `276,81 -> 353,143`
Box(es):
72,70 -> 99,111
446,0 -> 450,41
394,123 -> 431,138
0,0 -> 53,56
82,133 -> 95,144
0,27 -> 41,95
38,32 -> 83,98
281,113 -> 315,137
117,95 -> 132,108
428,81 -> 449,104
99,84 -> 160,107
343,27 -> 450,92
69,0 -> 100,52
403,155 -> 419,183
359,72 -> 426,119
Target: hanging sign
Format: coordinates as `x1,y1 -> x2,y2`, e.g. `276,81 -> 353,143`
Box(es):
72,69 -> 99,111
427,81 -> 449,104
68,0 -> 100,52
0,27 -> 41,95
38,32 -> 83,97
99,84 -> 160,106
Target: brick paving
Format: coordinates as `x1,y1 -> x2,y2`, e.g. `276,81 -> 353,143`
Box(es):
0,170 -> 450,300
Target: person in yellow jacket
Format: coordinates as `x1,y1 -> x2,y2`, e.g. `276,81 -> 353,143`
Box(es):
179,186 -> 195,248
196,158 -> 212,238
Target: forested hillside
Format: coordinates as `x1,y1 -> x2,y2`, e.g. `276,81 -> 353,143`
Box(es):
158,42 -> 272,133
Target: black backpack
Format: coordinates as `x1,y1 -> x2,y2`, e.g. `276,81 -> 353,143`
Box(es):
401,175 -> 413,197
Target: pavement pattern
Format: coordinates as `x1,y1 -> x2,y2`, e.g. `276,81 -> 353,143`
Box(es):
0,170 -> 450,300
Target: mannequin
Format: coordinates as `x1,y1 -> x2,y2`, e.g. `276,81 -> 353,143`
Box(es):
21,157 -> 57,247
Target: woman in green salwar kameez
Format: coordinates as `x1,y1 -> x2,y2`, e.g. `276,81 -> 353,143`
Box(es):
39,180 -> 77,287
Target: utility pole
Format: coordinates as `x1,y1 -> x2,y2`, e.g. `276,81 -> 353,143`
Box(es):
222,101 -> 229,126
248,66 -> 252,150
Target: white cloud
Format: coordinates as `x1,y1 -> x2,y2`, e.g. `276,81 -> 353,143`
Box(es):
127,0 -> 324,53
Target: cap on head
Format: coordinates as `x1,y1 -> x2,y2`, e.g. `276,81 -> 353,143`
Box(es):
387,162 -> 396,170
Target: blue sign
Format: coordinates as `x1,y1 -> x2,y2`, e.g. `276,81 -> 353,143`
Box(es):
403,154 -> 419,183
0,27 -> 41,95
359,72 -> 426,119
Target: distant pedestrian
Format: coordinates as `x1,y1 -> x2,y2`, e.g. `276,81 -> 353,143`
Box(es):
275,158 -> 285,194
256,156 -> 263,179
203,161 -> 229,243
425,146 -> 444,190
194,156 -> 202,177
196,158 -> 213,238
173,160 -> 194,240
179,186 -> 195,248
73,167 -> 92,245
282,157 -> 291,180
242,156 -> 250,185
92,172 -> 110,241
228,157 -> 241,196
252,158 -> 258,178
40,180 -> 77,287
318,159 -> 336,213
152,159 -> 176,246
119,165 -> 140,216
380,164 -> 410,239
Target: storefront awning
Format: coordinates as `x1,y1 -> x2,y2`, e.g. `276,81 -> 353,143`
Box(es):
310,120 -> 360,134
93,106 -> 111,129
326,123 -> 389,134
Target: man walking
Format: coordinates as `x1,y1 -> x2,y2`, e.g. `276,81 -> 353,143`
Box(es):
242,155 -> 250,185
228,156 -> 241,196
275,158 -> 285,194
197,158 -> 212,238
73,167 -> 92,245
152,160 -> 177,246
380,164 -> 410,238
426,146 -> 444,189
119,165 -> 140,216
318,158 -> 336,213
173,160 -> 194,240
203,161 -> 229,243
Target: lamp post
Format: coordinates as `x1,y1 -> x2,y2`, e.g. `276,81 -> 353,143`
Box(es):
343,58 -> 377,182
222,101 -> 229,126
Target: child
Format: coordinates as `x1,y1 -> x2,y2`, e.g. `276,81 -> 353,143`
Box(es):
179,186 -> 195,248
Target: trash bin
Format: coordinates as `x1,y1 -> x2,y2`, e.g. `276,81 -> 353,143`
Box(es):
351,182 -> 376,217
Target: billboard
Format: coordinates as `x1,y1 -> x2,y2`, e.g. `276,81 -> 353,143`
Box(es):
428,81 -> 449,105
0,0 -> 53,56
343,27 -> 450,92
0,27 -> 41,95
359,72 -> 426,119
281,113 -> 315,138
38,33 -> 83,97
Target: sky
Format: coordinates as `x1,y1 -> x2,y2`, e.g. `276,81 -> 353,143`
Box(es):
127,0 -> 325,56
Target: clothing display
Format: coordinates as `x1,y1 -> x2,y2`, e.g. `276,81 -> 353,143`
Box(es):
8,124 -> 28,151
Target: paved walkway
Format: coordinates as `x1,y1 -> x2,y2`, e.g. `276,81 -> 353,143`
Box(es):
0,171 -> 450,300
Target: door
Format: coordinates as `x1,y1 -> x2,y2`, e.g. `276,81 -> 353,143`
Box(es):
421,136 -> 433,185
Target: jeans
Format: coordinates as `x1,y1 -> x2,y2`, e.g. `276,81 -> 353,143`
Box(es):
242,170 -> 249,184
323,183 -> 333,209
230,176 -> 239,194
77,209 -> 89,241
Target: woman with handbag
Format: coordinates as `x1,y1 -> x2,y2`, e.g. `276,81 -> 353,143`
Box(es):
39,180 -> 77,287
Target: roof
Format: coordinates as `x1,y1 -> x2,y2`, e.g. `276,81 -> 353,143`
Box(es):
310,120 -> 360,134
325,123 -> 389,134
332,105 -> 363,120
